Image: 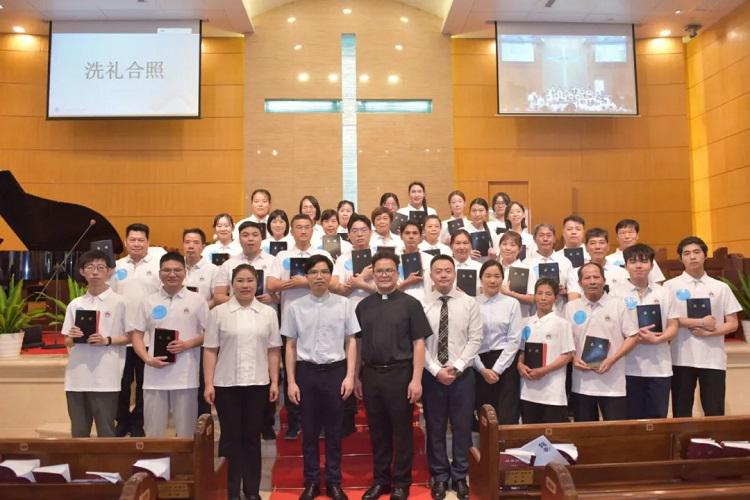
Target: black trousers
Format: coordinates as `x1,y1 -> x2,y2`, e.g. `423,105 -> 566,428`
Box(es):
214,385 -> 266,498
571,393 -> 626,421
298,361 -> 347,486
626,375 -> 671,419
277,336 -> 301,429
362,363 -> 414,488
422,370 -> 475,482
474,350 -> 520,424
671,365 -> 726,417
520,400 -> 569,424
197,348 -> 211,418
116,346 -> 144,430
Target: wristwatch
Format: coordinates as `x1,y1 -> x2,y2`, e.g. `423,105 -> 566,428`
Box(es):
106,336 -> 112,346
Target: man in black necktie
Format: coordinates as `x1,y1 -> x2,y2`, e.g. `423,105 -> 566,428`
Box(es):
421,255 -> 482,500
354,252 -> 431,500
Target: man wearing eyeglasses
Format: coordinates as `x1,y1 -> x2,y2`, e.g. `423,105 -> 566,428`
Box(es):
355,252 -> 432,500
281,255 -> 358,500
130,252 -> 209,437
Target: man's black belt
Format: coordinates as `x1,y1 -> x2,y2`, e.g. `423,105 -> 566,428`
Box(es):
364,359 -> 412,370
298,359 -> 346,371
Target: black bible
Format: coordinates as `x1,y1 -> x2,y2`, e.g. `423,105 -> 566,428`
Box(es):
90,239 -> 115,267
524,342 -> 547,369
687,298 -> 711,319
289,257 -> 307,278
519,245 -> 527,261
186,286 -> 198,293
637,304 -> 663,333
457,269 -> 478,297
401,252 -> 423,278
73,309 -> 98,344
211,253 -> 230,266
564,247 -> 585,268
581,336 -> 610,369
269,241 -> 287,257
153,328 -> 178,363
509,267 -> 530,294
322,235 -> 341,260
352,249 -> 372,276
255,269 -> 265,296
408,210 -> 427,227
447,218 -> 464,236
391,212 -> 408,234
376,246 -> 396,254
470,230 -> 492,257
423,248 -> 440,257
538,262 -> 560,284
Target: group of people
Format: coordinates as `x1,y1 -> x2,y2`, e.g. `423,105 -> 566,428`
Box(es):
59,182 -> 741,500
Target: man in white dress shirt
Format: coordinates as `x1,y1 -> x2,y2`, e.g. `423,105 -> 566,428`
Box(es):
606,219 -> 665,284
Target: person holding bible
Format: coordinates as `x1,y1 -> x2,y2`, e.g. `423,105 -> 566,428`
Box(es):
552,215 -> 590,265
665,236 -> 740,417
371,206 -> 404,254
610,244 -> 679,419
439,190 -> 469,245
262,209 -> 294,253
449,230 -> 482,297
62,249 -> 129,438
517,278 -> 575,424
183,228 -> 218,307
523,224 -> 577,312
473,260 -> 523,426
566,228 -> 630,297
319,209 -> 352,260
203,213 -> 242,261
130,252 -> 209,437
419,215 -> 452,257
397,220 -> 434,302
422,255 -> 482,500
203,264 -> 281,500
233,188 -> 272,241
497,231 -> 534,317
565,262 -> 639,421
396,181 -> 437,221
463,198 -> 499,263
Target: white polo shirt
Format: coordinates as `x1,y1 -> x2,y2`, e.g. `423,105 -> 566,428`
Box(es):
524,251 -> 576,314
232,214 -> 269,241
520,312 -> 576,406
398,251 -> 435,303
269,245 -> 333,309
185,257 -> 218,302
565,294 -> 639,397
371,232 -> 405,255
214,252 -> 277,310
397,204 -> 438,218
62,288 -> 128,392
204,297 -> 281,387
610,281 -> 679,377
439,216 -> 470,245
202,240 -> 242,261
333,249 -> 375,307
109,253 -> 161,311
132,287 -> 209,391
664,272 -> 742,370
606,249 -> 666,284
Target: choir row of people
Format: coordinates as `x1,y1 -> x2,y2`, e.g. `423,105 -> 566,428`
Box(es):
59,184 -> 741,500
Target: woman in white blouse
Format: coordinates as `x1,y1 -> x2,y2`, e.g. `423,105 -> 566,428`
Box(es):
202,213 -> 242,260
203,264 -> 281,500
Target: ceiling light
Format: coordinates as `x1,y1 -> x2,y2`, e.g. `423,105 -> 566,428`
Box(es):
675,10 -> 682,15
387,74 -> 400,84
0,5 -> 4,9
293,44 -> 302,50
13,26 -> 26,33
395,44 -> 403,51
328,73 -> 339,82
659,29 -> 671,37
359,74 -> 370,83
287,16 -> 296,23
271,149 -> 278,156
400,16 -> 409,23
342,8 -> 352,15
297,72 -> 310,82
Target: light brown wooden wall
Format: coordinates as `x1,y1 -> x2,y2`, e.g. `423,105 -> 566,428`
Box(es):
452,37 -> 692,253
687,0 -> 750,255
0,35 -> 244,251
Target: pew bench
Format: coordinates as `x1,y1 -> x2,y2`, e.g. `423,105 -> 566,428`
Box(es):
0,414 -> 226,499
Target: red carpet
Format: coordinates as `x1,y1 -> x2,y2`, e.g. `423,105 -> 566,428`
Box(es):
270,401 -> 430,497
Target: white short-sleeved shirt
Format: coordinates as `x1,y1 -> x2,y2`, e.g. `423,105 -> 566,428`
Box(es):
418,240 -> 453,257
520,312 -> 576,406
185,257 -> 218,302
232,215 -> 269,241
62,289 -> 128,392
517,230 -> 538,258
202,241 -> 242,261
109,253 -> 162,343
132,287 -> 209,391
371,233 -> 405,255
333,249 -> 375,307
567,261 -> 631,296
566,294 -> 639,397
524,251 -> 576,314
502,260 -> 535,317
606,249 -> 666,284
214,252 -> 277,310
473,293 -> 523,375
261,234 -> 295,255
269,245 -> 333,310
610,281 -> 679,377
281,292 -> 359,364
397,204 -> 438,218
399,251 -> 435,303
203,297 -> 281,387
454,258 -> 482,296
664,272 -> 742,370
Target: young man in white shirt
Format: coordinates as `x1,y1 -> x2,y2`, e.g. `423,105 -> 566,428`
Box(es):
62,250 -> 130,437
566,262 -> 640,421
553,215 -> 590,264
610,244 -> 680,419
397,221 -> 435,303
422,255 -> 482,500
523,224 -> 577,311
606,219 -> 665,284
131,252 -> 209,437
665,236 -> 741,417
110,222 -> 162,437
282,255 -> 358,500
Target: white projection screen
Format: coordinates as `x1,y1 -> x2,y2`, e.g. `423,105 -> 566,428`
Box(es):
495,22 -> 638,116
48,20 -> 201,119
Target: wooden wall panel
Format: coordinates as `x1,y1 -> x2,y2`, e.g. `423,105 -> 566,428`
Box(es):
687,0 -> 750,255
452,37 -> 692,252
0,35 -> 244,251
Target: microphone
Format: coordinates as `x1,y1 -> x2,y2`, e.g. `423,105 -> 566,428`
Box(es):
37,218 -> 99,299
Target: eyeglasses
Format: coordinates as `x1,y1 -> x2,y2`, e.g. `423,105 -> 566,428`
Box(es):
373,268 -> 396,276
83,265 -> 108,272
306,270 -> 331,276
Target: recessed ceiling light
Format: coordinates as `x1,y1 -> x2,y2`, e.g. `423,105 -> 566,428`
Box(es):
659,29 -> 671,37
675,10 -> 682,15
395,44 -> 403,51
387,74 -> 400,84
293,44 -> 302,50
287,16 -> 296,23
0,5 -> 4,9
400,16 -> 409,23
297,72 -> 310,82
359,74 -> 370,83
328,73 -> 339,82
271,149 -> 278,156
342,8 -> 352,15
13,26 -> 26,33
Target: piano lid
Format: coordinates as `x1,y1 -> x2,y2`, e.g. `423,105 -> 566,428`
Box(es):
0,170 -> 124,254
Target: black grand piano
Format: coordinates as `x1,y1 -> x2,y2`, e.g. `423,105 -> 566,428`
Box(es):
0,170 -> 123,283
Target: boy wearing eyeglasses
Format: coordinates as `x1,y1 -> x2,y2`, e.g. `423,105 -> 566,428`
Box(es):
62,249 -> 129,437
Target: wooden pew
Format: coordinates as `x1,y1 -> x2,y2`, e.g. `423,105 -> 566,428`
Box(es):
541,458 -> 750,499
468,405 -> 750,499
0,414 -> 226,499
119,473 -> 157,500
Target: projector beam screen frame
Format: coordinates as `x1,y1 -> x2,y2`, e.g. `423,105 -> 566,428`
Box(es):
494,22 -> 639,117
46,20 -> 202,120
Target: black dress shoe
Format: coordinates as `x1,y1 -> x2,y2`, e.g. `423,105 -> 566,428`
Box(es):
430,480 -> 447,500
114,422 -> 130,437
452,478 -> 469,500
262,427 -> 276,441
129,426 -> 145,437
299,483 -> 320,499
326,484 -> 348,500
362,483 -> 391,499
390,486 -> 409,499
284,424 -> 300,439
